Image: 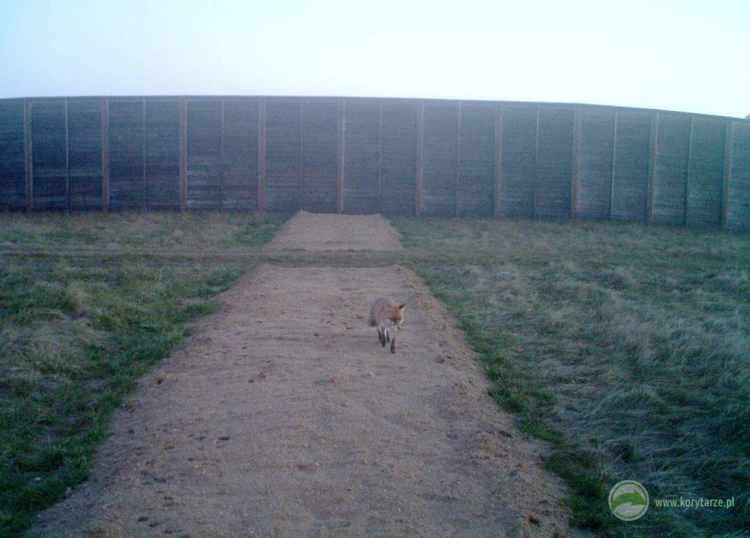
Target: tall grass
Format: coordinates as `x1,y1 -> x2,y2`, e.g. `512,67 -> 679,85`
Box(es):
0,211 -> 287,537
392,217 -> 749,537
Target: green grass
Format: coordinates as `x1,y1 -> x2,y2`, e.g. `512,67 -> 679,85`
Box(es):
0,211 -> 287,537
391,217 -> 750,537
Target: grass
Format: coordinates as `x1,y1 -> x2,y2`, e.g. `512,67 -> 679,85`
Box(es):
0,211 -> 287,537
391,217 -> 750,537
2,211 -> 748,537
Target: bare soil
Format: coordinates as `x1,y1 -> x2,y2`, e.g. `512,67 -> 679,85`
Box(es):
35,212 -> 574,537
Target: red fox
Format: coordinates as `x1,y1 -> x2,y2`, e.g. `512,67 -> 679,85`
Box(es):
368,297 -> 406,354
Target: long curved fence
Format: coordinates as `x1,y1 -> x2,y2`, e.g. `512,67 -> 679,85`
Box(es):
1,96 -> 748,230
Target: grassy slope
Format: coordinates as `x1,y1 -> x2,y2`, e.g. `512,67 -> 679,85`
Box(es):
392,217 -> 749,537
0,212 -> 287,537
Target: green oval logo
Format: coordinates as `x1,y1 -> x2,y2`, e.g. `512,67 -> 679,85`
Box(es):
609,480 -> 649,521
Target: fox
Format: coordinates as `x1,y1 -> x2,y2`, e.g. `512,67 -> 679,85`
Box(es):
368,297 -> 406,354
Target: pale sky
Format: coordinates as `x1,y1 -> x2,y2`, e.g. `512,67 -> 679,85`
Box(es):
1,0 -> 748,118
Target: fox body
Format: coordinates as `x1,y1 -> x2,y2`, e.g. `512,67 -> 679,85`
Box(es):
368,297 -> 406,353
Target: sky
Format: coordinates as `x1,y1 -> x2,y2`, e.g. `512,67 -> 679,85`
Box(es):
1,0 -> 749,118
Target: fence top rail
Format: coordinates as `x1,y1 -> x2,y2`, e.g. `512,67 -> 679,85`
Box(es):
2,95 -> 748,124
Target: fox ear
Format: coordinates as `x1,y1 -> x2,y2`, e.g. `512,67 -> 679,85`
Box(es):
398,303 -> 406,311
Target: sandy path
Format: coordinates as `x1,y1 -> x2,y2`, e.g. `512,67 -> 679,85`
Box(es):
35,213 -> 573,538
267,211 -> 404,251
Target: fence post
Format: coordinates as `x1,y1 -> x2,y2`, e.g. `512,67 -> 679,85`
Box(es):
179,98 -> 188,213
24,99 -> 33,212
610,110 -> 619,220
415,102 -> 424,217
493,103 -> 503,218
571,105 -> 582,218
337,99 -> 345,214
258,97 -> 266,214
721,120 -> 734,228
647,112 -> 659,225
101,98 -> 110,212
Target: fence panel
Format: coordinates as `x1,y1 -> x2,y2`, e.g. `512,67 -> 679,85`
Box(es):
612,110 -> 652,222
421,101 -> 459,216
1,96 -> 748,230
499,104 -> 537,218
536,106 -> 574,218
0,100 -> 26,210
727,122 -> 750,230
186,99 -> 222,210
652,112 -> 692,225
31,100 -> 68,210
222,98 -> 260,210
67,99 -> 103,210
301,99 -> 338,213
342,99 -> 379,214
577,107 -> 615,220
687,117 -> 726,227
265,98 -> 302,212
109,99 -> 145,210
145,99 -> 180,210
380,100 -> 417,216
458,102 -> 495,216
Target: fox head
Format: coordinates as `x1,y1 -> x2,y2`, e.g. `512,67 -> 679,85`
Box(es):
391,303 -> 406,329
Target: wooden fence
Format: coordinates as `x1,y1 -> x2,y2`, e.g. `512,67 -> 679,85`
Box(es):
1,96 -> 748,230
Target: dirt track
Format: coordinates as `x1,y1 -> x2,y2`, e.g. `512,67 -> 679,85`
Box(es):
35,212 -> 573,537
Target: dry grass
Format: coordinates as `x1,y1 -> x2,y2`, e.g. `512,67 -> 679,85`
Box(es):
392,217 -> 750,537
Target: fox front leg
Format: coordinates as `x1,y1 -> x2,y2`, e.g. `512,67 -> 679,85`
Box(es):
390,334 -> 396,354
378,328 -> 387,348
